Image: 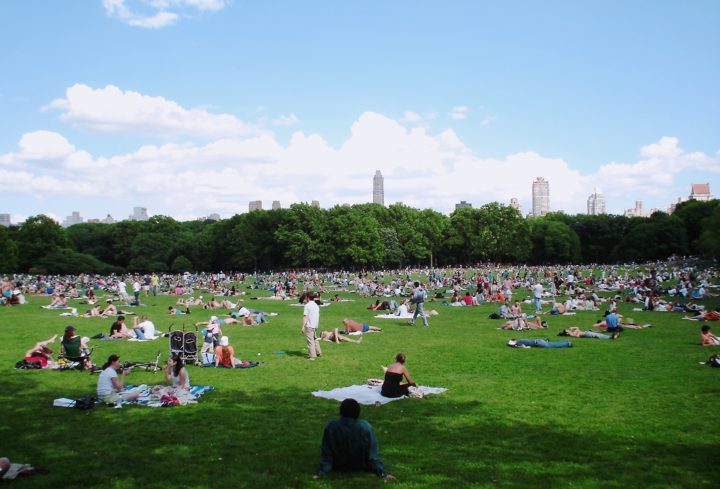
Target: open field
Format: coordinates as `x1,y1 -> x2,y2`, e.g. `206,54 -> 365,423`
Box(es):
1,282 -> 719,488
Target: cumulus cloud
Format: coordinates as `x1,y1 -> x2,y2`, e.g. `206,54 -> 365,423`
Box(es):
103,0 -> 227,28
272,113 -> 299,126
2,104 -> 718,220
449,106 -> 469,120
46,84 -> 263,139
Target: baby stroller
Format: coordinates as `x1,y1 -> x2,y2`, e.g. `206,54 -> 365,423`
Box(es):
168,323 -> 200,366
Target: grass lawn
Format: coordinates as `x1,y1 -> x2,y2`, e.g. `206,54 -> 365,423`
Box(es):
1,282 -> 719,488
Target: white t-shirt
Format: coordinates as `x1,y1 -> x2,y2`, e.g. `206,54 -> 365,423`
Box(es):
137,320 -> 156,338
533,283 -> 543,298
133,282 -> 141,293
97,367 -> 118,398
303,301 -> 320,329
237,307 -> 251,317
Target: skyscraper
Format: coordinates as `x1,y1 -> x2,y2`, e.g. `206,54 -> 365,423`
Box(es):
129,207 -> 149,221
532,177 -> 550,217
272,200 -> 281,210
62,211 -> 84,227
509,198 -> 521,214
586,189 -> 606,215
0,214 -> 10,227
373,170 -> 384,206
249,200 -> 262,211
455,201 -> 472,210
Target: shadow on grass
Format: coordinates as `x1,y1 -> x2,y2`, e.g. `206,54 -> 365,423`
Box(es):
1,378 -> 716,489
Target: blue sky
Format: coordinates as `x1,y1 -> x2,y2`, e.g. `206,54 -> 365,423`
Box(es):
0,0 -> 718,223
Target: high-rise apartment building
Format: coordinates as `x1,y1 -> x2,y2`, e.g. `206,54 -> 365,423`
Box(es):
624,201 -> 645,217
532,177 -> 550,217
129,207 -> 149,221
0,214 -> 10,227
311,200 -> 320,208
587,189 -> 606,215
373,170 -> 384,206
272,200 -> 281,210
249,200 -> 262,211
455,201 -> 472,210
62,211 -> 84,227
509,198 -> 521,214
102,214 -> 116,224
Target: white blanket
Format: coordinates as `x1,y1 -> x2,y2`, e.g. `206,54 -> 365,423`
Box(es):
312,384 -> 447,405
374,313 -> 413,319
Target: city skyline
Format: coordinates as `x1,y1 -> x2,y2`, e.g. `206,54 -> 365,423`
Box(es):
0,2 -> 718,222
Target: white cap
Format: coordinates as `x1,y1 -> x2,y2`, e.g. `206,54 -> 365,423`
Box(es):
220,336 -> 229,346
210,316 -> 218,322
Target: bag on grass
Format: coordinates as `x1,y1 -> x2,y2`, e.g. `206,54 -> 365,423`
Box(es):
73,397 -> 97,410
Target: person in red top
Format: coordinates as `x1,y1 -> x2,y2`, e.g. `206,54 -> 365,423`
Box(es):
462,292 -> 473,306
214,336 -> 240,368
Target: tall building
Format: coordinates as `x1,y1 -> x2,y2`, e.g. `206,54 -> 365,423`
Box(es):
0,214 -> 10,227
689,183 -> 713,201
272,200 -> 281,210
249,200 -> 262,211
129,207 -> 149,221
373,170 -> 384,206
62,211 -> 83,227
102,214 -> 116,224
455,201 -> 472,210
311,200 -> 320,208
624,201 -> 645,217
509,198 -> 521,214
532,177 -> 550,217
587,189 -> 606,215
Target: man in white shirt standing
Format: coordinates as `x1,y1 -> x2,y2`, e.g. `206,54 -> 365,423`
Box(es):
117,278 -> 131,305
132,279 -> 141,306
533,282 -> 543,313
302,292 -> 322,361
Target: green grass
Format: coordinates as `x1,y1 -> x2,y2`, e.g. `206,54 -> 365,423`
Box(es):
1,284 -> 719,488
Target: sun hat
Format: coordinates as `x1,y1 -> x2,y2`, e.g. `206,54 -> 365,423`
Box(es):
220,336 -> 229,346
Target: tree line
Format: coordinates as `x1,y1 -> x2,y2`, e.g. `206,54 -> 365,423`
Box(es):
0,199 -> 718,274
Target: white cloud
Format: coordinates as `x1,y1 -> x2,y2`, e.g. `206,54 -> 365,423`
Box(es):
2,105 -> 718,219
480,116 -> 496,126
272,113 -> 299,126
47,84 -> 263,139
400,111 -> 423,123
103,0 -> 227,28
449,106 -> 469,120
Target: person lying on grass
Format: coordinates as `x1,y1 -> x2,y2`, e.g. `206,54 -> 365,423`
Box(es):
558,327 -> 619,340
341,318 -> 382,334
507,339 -> 572,348
700,325 -> 720,346
682,310 -> 720,321
24,335 -> 57,367
319,329 -> 363,344
315,398 -> 396,482
499,317 -> 547,330
97,354 -> 139,404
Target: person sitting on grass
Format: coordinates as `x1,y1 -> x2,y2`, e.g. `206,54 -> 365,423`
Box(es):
341,318 -> 382,334
109,316 -> 135,339
100,299 -> 117,317
315,398 -> 396,482
214,336 -> 239,368
24,335 -> 58,368
60,326 -> 90,369
132,315 -> 157,340
46,294 -> 68,308
81,305 -> 102,318
168,306 -> 188,315
558,326 -> 618,340
381,353 -> 416,398
97,354 -> 139,404
319,329 -> 363,344
164,353 -> 190,390
701,325 -> 720,346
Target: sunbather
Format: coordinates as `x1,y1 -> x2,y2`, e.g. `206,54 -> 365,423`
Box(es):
500,317 -> 547,330
701,325 -> 720,346
24,335 -> 57,367
341,318 -> 382,334
558,327 -> 618,340
319,329 -> 363,344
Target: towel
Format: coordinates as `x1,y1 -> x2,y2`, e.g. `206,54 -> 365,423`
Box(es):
312,384 -> 447,405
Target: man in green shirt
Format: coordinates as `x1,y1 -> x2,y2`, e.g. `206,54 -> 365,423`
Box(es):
315,398 -> 396,481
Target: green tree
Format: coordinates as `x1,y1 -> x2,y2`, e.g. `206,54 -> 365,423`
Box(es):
530,219 -> 581,264
673,199 -> 719,253
170,255 -> 193,273
0,226 -> 19,272
697,206 -> 720,259
16,215 -> 67,271
380,227 -> 404,266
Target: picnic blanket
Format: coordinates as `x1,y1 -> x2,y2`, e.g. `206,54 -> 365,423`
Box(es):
121,384 -> 213,407
374,313 -> 413,319
312,384 -> 447,405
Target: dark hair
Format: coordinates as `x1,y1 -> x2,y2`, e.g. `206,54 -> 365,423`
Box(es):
339,398 -> 360,419
414,281 -> 420,288
171,353 -> 184,377
117,315 -> 125,322
63,326 -> 76,342
701,325 -> 711,333
395,353 -> 406,364
102,354 -> 120,370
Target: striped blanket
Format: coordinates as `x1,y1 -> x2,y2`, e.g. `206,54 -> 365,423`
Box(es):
122,384 -> 214,407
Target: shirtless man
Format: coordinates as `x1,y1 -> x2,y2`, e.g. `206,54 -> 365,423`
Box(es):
341,318 -> 382,334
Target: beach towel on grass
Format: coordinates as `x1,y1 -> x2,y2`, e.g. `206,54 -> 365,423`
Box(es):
374,313 -> 413,319
120,384 -> 214,407
312,384 -> 447,405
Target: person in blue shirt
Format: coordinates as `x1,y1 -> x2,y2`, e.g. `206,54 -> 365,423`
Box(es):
315,398 -> 396,482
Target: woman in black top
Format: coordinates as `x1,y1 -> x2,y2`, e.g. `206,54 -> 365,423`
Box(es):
381,353 -> 416,398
